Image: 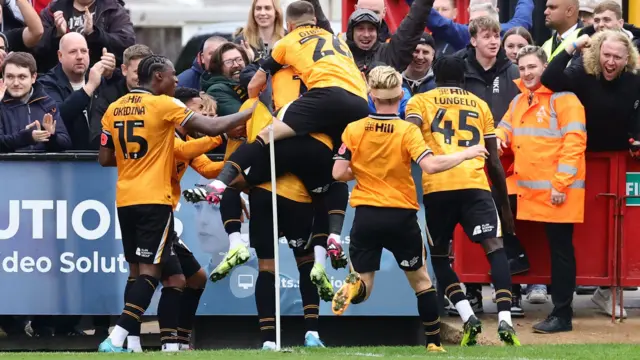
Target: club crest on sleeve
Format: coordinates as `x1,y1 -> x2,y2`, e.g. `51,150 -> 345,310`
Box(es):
100,133 -> 108,146
338,143 -> 347,155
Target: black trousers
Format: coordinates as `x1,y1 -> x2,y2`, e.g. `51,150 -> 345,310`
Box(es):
544,222 -> 576,320
498,194 -> 576,320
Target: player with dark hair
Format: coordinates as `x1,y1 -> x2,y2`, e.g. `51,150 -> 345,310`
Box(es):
331,65 -> 488,354
188,0 -> 369,261
405,55 -> 520,346
97,55 -> 254,353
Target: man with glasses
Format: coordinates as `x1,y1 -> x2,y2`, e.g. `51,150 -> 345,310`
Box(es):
201,43 -> 251,116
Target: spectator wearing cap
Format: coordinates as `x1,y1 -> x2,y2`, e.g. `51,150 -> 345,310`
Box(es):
577,1 -> 640,51
34,0 -> 134,73
352,0 -> 391,43
425,0 -> 534,53
402,33 -> 436,95
578,0 -> 597,26
0,52 -> 71,152
346,0 -> 435,73
0,0 -> 43,62
178,36 -> 228,90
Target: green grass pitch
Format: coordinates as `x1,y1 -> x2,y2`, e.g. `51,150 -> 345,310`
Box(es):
2,345 -> 640,359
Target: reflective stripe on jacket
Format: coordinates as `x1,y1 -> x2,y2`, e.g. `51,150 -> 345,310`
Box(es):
496,79 -> 587,223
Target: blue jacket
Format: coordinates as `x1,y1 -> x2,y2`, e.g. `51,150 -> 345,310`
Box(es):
402,68 -> 436,96
424,0 -> 534,51
368,87 -> 412,119
0,83 -> 72,152
177,59 -> 204,90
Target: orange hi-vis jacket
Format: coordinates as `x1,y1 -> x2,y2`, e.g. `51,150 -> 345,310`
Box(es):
496,79 -> 587,223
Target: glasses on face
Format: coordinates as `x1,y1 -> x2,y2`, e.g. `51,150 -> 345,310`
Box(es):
223,57 -> 245,67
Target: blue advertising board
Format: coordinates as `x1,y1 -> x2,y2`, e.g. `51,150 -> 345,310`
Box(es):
0,159 -> 432,316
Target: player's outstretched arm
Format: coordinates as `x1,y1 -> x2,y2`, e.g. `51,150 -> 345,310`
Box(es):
183,104 -> 255,137
485,136 -> 515,235
418,144 -> 487,174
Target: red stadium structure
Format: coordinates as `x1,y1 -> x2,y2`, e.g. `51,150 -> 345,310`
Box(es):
341,0 -> 470,33
340,0 -> 640,324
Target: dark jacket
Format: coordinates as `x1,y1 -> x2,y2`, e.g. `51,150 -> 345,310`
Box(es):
177,59 -> 204,90
541,50 -> 640,152
578,23 -> 640,40
455,46 -> 520,123
346,0 -> 434,72
38,63 -> 112,150
201,72 -> 247,116
90,75 -> 128,142
425,0 -> 534,51
402,68 -> 436,96
35,0 -> 135,73
0,83 -> 72,152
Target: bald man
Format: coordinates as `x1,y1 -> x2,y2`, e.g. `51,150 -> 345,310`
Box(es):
38,32 -> 116,150
178,36 -> 228,90
542,0 -> 583,60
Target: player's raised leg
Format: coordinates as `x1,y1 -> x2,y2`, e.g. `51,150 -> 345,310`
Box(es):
209,187 -> 251,282
205,0 -> 368,203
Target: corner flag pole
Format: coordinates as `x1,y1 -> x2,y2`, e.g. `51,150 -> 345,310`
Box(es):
268,123 -> 281,351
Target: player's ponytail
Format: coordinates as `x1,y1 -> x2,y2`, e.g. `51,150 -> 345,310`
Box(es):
367,66 -> 404,106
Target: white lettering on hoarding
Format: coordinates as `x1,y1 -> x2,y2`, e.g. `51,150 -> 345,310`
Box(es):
0,200 -> 185,240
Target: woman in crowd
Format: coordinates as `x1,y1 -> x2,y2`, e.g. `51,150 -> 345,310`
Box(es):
502,27 -> 533,63
234,0 -> 285,61
541,29 -> 640,319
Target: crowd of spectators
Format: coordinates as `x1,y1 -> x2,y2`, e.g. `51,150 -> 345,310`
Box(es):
0,0 -> 638,337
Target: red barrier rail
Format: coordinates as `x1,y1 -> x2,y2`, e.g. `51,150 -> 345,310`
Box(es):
450,152 -> 629,322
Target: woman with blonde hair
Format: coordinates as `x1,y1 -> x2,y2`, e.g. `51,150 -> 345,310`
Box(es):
199,92 -> 218,117
234,0 -> 285,61
542,29 -> 640,320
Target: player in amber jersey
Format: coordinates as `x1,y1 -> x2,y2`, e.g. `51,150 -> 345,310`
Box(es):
331,66 -> 488,354
166,88 -> 225,351
203,0 -> 369,221
97,55 -> 255,353
405,55 -> 519,347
